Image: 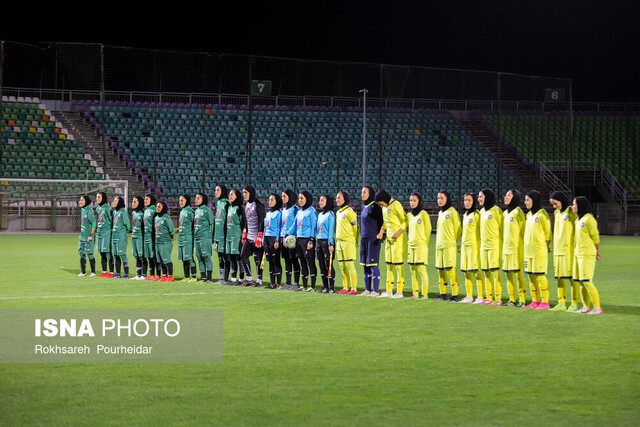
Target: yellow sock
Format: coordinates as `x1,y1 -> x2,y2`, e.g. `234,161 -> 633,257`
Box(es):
476,272 -> 484,299
583,281 -> 600,309
386,264 -> 395,293
339,262 -> 349,291
529,275 -> 539,302
447,269 -> 458,296
557,278 -> 568,304
411,267 -> 420,296
506,272 -> 516,302
484,271 -> 494,301
492,270 -> 501,300
419,265 -> 428,296
517,271 -> 527,303
580,282 -> 591,307
538,275 -> 550,303
465,272 -> 474,298
395,266 -> 405,293
346,261 -> 358,291
571,280 -> 580,306
438,270 -> 448,295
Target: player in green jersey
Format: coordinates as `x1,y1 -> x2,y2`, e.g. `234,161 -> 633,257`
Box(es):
110,196 -> 131,278
154,201 -> 175,282
213,185 -> 231,284
130,196 -> 146,280
95,191 -> 114,277
77,195 -> 96,277
194,192 -> 215,282
226,189 -> 247,284
143,194 -> 160,280
178,194 -> 197,282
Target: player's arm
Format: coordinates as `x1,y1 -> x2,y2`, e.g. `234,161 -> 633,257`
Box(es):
391,204 -> 406,240
328,212 -> 336,249
348,209 -> 359,243
255,202 -> 266,248
588,217 -> 601,260
307,209 -> 318,250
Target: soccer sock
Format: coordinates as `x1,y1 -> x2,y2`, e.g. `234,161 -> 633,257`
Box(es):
529,275 -> 540,302
517,271 -> 527,303
571,280 -> 580,306
205,257 -> 213,276
476,271 -> 484,299
80,256 -> 86,274
147,258 -> 154,277
557,278 -> 567,304
411,266 -> 420,296
156,261 -> 162,277
339,262 -> 349,291
464,272 -> 474,298
346,261 -> 357,291
484,271 -> 494,301
395,266 -> 404,293
579,282 -> 591,308
183,261 -> 190,279
363,266 -> 372,292
438,269 -> 448,295
136,257 -> 142,277
583,281 -> 600,309
190,260 -> 197,278
89,257 -> 96,274
166,262 -> 173,277
386,264 -> 395,293
418,265 -> 428,296
506,272 -> 516,302
108,255 -> 114,274
100,253 -> 108,273
160,263 -> 167,276
447,269 -> 458,296
371,266 -> 381,293
115,257 -> 122,275
492,271 -> 502,300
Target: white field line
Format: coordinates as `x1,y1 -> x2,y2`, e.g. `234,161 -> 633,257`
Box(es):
0,290 -> 274,300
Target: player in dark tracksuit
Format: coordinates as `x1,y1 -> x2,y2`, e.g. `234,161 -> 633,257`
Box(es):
241,185 -> 266,287
360,186 -> 384,295
280,189 -> 300,290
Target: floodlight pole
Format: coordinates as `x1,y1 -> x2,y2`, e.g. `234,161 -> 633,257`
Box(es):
360,88 -> 368,188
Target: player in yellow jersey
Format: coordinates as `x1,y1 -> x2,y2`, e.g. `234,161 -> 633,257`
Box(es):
477,188 -> 504,305
549,191 -> 579,312
407,192 -> 431,300
572,196 -> 603,314
434,191 -> 461,301
375,190 -> 408,298
502,189 -> 527,307
523,190 -> 552,309
335,191 -> 360,295
459,193 -> 483,303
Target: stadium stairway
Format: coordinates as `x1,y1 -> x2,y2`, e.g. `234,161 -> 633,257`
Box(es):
461,117 -> 552,198
57,111 -> 148,199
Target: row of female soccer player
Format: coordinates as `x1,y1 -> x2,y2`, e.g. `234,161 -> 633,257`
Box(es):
75,185 -> 603,314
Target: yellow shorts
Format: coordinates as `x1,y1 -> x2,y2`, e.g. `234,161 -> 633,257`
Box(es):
336,239 -> 356,262
460,245 -> 479,272
502,253 -> 523,272
572,255 -> 596,282
524,255 -> 548,275
407,245 -> 428,265
435,246 -> 457,270
480,247 -> 500,271
554,254 -> 573,279
385,234 -> 407,265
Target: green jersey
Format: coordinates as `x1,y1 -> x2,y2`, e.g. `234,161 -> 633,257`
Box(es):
131,210 -> 144,239
194,205 -> 214,242
111,208 -> 130,241
226,205 -> 246,243
143,206 -> 156,242
154,214 -> 175,244
96,203 -> 113,237
178,207 -> 195,246
213,199 -> 229,244
80,206 -> 96,240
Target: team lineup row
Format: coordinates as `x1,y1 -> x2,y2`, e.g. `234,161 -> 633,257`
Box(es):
75,185 -> 603,315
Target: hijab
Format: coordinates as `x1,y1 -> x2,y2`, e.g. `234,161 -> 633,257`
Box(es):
229,189 -> 243,207
133,196 -> 144,212
506,189 -> 521,213
114,196 -> 125,211
464,192 -> 477,215
80,195 -> 91,208
300,191 -> 313,210
145,193 -> 156,207
180,194 -> 191,208
269,193 -> 283,212
363,186 -> 376,205
550,191 -> 570,211
157,201 -> 168,217
526,190 -> 542,213
321,194 -> 335,213
374,189 -> 392,205
410,192 -> 425,216
216,184 -> 229,200
283,189 -> 297,209
574,196 -> 591,219
480,188 -> 495,210
337,190 -> 350,208
438,190 -> 453,212
196,192 -> 208,207
97,191 -> 108,206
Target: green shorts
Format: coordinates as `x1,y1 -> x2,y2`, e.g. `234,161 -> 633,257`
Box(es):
155,242 -> 173,264
213,239 -> 226,254
225,238 -> 241,255
178,244 -> 194,262
144,240 -> 155,258
96,233 -> 111,253
195,239 -> 213,258
111,239 -> 127,256
78,237 -> 94,257
131,238 -> 144,258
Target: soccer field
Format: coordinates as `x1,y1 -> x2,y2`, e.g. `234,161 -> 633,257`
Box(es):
0,234 -> 639,426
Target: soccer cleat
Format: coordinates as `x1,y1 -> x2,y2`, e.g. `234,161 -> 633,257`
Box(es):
306,287 -> 315,292
369,291 -> 380,297
419,296 -> 428,300
188,277 -> 199,283
145,275 -> 155,281
449,296 -> 459,302
290,285 -> 300,291
566,304 -> 578,312
212,280 -> 225,285
535,302 -> 550,310
165,276 -> 174,282
573,306 -> 591,314
481,299 -> 493,305
551,303 -> 567,311
490,300 -> 502,306
159,276 -> 168,282
179,278 -> 190,283
130,275 -> 139,280
358,290 -> 371,297
294,286 -> 306,292
106,273 -> 114,278
88,273 -> 96,277
98,272 -> 107,278
112,274 -> 121,279
391,292 -> 404,299
122,274 -> 129,279
319,287 -> 329,294
516,302 -> 526,307
409,295 -> 419,300
459,296 -> 474,303
524,301 -> 540,308
338,289 -> 349,294
76,273 -> 86,277
347,290 -> 358,295
505,301 -> 517,307
328,288 -> 336,294
378,292 -> 392,298
473,298 -> 485,305
254,282 -> 263,287
588,307 -> 603,315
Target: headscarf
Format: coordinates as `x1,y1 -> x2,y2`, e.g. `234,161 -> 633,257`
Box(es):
133,196 -> 144,212
363,186 -> 376,205
550,191 -> 570,211
480,188 -> 495,210
80,195 -> 91,208
464,192 -> 477,215
337,190 -> 350,208
410,192 -> 425,216
283,189 -> 297,209
438,190 -> 453,212
216,184 -> 229,199
300,191 -> 313,210
145,193 -> 157,207
574,196 -> 591,219
114,196 -> 125,211
97,191 -> 108,206
526,190 -> 542,213
374,189 -> 392,205
321,194 -> 335,213
196,192 -> 208,207
506,189 -> 521,213
229,189 -> 243,207
180,194 -> 191,208
269,193 -> 283,212
156,201 -> 168,217
243,185 -> 257,203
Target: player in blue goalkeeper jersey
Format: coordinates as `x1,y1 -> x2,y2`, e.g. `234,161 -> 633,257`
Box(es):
280,189 -> 300,289
264,193 -> 283,289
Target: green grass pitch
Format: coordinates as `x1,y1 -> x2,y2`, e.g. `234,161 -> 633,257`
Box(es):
0,234 -> 639,426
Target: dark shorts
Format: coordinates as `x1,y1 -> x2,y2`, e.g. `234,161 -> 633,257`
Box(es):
360,237 -> 381,266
